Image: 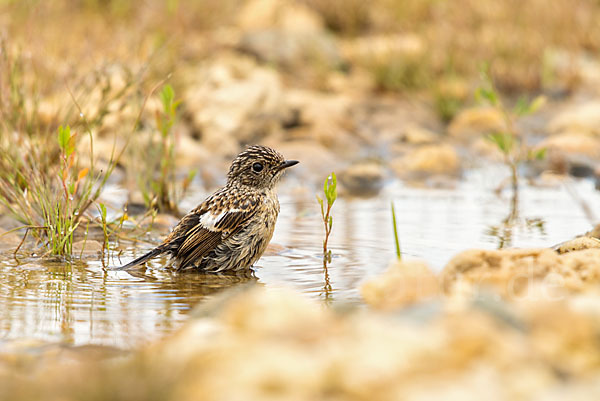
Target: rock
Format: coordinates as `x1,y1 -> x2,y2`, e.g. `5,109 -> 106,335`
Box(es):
585,224 -> 600,239
72,240 -> 104,256
361,260 -> 439,309
555,237 -> 600,254
448,106 -> 506,141
184,54 -> 285,157
338,161 -> 385,197
559,249 -> 600,285
548,101 -> 600,136
441,248 -> 557,297
338,160 -> 385,194
441,248 -> 600,297
391,144 -> 461,179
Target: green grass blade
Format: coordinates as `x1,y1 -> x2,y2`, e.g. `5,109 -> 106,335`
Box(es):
391,201 -> 401,260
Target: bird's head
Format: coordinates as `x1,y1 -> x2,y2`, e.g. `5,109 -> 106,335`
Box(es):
227,145 -> 299,189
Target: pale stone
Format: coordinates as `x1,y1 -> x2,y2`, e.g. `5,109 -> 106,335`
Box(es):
442,248 -> 600,297
555,237 -> 600,254
338,161 -> 385,197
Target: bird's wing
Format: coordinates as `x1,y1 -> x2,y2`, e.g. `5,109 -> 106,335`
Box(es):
169,192 -> 261,270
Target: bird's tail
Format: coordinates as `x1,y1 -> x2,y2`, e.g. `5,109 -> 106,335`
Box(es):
113,246 -> 166,270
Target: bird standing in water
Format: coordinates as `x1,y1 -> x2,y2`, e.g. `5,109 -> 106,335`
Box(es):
118,145 -> 298,273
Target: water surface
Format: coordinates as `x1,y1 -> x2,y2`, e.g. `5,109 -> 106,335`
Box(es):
1,169 -> 598,347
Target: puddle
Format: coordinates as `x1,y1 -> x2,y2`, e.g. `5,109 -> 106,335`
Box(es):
1,168 -> 599,347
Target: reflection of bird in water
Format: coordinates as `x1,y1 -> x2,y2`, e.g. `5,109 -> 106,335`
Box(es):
117,145 -> 298,273
121,260 -> 260,301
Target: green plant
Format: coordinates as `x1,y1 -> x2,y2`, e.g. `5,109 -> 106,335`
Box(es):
391,201 -> 402,260
98,202 -> 110,259
317,172 -> 337,262
137,84 -> 195,213
0,124 -> 117,255
476,65 -> 547,249
476,66 -> 546,211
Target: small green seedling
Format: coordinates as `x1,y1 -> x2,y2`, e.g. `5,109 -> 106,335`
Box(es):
476,65 -> 546,211
317,172 -> 337,263
391,201 -> 402,260
98,203 -> 110,259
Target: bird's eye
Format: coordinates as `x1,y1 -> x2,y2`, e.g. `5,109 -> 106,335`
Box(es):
252,162 -> 264,173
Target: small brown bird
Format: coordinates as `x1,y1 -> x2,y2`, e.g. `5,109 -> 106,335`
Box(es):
118,145 -> 298,273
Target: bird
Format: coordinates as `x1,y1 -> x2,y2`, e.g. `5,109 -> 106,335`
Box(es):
117,145 -> 298,273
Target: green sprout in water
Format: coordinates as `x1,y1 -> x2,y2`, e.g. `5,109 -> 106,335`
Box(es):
98,203 -> 110,261
317,172 -> 337,263
477,64 -> 547,248
476,65 -> 546,219
391,201 -> 402,260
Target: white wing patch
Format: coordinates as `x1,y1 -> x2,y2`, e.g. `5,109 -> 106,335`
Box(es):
199,209 -> 241,231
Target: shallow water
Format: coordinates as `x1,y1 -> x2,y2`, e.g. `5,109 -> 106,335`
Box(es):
1,168 -> 599,347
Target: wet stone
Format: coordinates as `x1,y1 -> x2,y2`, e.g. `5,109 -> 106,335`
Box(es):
338,162 -> 385,197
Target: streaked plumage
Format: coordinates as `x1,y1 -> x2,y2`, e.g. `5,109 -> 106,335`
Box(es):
118,145 -> 298,273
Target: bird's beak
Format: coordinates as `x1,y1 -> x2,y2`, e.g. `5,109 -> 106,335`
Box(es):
278,160 -> 299,170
